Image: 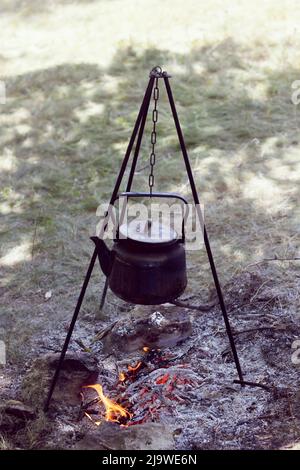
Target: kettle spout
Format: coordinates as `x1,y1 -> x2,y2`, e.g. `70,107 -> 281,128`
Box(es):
90,236 -> 113,277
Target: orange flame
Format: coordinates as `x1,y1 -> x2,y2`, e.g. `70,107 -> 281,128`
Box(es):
127,361 -> 142,372
143,346 -> 150,352
84,411 -> 101,426
119,371 -> 126,382
84,384 -> 132,423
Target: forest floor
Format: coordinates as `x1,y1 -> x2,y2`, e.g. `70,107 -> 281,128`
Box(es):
0,0 -> 299,449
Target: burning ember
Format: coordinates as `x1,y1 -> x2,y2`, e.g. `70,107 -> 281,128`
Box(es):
127,361 -> 142,373
81,347 -> 201,428
118,371 -> 126,382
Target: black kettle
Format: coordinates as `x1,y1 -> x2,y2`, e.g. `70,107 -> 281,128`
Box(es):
91,192 -> 188,305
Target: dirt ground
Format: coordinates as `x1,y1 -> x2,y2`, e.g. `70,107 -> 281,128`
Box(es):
0,0 -> 299,450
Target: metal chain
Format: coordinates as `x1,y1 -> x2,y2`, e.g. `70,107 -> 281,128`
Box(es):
148,76 -> 159,195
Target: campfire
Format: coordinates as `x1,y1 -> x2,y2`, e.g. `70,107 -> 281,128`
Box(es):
83,384 -> 132,426
80,346 -> 201,427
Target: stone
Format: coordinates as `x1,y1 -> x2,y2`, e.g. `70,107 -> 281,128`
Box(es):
102,305 -> 192,355
75,421 -> 174,450
0,400 -> 36,432
21,352 -> 99,407
2,400 -> 36,420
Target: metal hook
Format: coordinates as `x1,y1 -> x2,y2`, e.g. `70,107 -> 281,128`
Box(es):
151,65 -> 162,74
149,66 -> 171,78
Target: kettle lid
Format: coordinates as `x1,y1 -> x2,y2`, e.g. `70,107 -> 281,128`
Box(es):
119,219 -> 177,244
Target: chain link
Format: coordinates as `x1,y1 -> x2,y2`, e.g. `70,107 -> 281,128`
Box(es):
149,77 -> 159,194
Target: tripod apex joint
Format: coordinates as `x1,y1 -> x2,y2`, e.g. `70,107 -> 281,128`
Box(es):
149,66 -> 171,78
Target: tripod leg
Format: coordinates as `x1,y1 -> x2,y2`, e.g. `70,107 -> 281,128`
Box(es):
164,76 -> 244,383
107,77 -> 155,205
126,74 -> 154,191
203,227 -> 244,383
45,76 -> 155,410
44,248 -> 98,411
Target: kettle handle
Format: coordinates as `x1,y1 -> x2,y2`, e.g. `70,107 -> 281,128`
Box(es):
112,191 -> 189,242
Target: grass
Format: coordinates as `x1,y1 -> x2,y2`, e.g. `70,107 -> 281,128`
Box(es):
0,0 -> 299,449
0,434 -> 12,450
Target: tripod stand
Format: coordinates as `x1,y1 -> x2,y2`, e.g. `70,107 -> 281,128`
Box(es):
44,66 -> 244,411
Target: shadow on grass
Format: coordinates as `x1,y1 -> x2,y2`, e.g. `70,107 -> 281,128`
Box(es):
0,40 -> 299,364
0,0 -> 102,16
